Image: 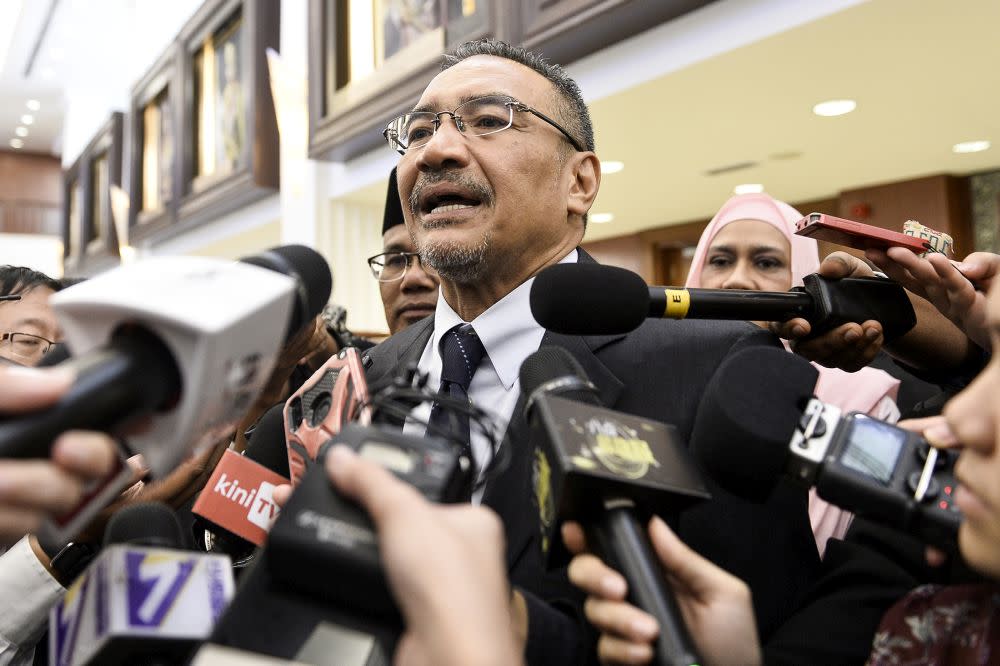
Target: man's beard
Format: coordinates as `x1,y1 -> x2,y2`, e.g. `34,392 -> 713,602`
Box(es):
418,228 -> 493,284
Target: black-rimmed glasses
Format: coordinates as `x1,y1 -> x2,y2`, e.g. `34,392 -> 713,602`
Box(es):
367,251 -> 435,282
383,95 -> 585,155
0,332 -> 56,362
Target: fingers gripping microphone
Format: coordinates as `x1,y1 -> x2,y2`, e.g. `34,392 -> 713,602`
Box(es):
690,347 -> 963,546
0,245 -> 331,542
530,263 -> 916,340
521,347 -> 709,666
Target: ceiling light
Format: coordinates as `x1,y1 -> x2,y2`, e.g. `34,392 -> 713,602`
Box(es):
601,161 -> 625,174
9,138 -> 23,149
812,99 -> 857,117
25,99 -> 39,111
952,140 -> 990,154
733,183 -> 764,195
14,126 -> 27,137
20,114 -> 33,125
590,213 -> 614,224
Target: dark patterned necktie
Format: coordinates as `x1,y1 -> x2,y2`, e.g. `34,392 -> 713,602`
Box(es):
427,323 -> 487,462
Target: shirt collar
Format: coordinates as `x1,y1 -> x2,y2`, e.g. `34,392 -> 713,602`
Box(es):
431,249 -> 579,390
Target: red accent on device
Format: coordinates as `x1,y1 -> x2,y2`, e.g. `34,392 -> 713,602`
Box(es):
283,347 -> 372,486
794,213 -> 930,253
192,449 -> 290,546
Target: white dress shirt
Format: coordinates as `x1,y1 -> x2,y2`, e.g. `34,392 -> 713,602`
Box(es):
0,537 -> 64,666
403,250 -> 579,503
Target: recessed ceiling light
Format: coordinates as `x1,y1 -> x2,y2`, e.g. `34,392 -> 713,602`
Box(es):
9,138 -> 23,149
812,99 -> 857,117
25,99 -> 40,111
734,183 -> 764,195
590,213 -> 615,224
14,127 -> 27,137
601,161 -> 624,174
20,114 -> 34,125
952,140 -> 990,154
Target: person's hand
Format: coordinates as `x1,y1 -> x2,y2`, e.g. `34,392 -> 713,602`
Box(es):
769,252 -> 884,371
0,366 -> 118,544
297,445 -> 523,666
867,248 -> 996,351
563,517 -> 761,666
896,416 -> 961,568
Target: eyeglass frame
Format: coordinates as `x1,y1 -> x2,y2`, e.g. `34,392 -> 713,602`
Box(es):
367,250 -> 435,283
0,331 -> 57,360
382,95 -> 586,155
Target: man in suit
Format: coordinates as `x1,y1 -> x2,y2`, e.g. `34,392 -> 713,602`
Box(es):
362,38 -> 840,664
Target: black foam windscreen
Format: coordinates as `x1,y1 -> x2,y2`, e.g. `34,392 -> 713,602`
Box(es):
690,346 -> 818,502
244,404 -> 290,479
103,501 -> 185,548
519,346 -> 588,396
530,263 -> 649,335
36,343 -> 71,366
241,245 -> 333,338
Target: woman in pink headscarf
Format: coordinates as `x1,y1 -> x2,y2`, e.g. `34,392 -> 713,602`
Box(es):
686,193 -> 901,556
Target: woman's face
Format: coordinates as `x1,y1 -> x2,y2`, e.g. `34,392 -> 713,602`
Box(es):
943,283 -> 1000,578
698,219 -> 793,293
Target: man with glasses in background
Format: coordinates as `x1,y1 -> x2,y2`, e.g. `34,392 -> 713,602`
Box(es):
368,167 -> 440,335
0,266 -> 62,367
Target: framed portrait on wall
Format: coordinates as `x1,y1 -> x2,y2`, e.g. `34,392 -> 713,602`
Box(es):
307,0 -> 496,161
128,43 -> 181,241
376,0 -> 442,65
84,112 -> 124,257
193,9 -> 246,189
61,159 -> 83,263
178,0 -> 279,229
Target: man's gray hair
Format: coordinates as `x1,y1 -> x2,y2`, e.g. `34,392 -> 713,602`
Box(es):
442,39 -> 595,153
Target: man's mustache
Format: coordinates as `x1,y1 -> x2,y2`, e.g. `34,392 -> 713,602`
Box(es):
409,171 -> 495,216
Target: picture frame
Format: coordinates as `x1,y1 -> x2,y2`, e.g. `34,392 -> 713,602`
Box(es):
128,42 -> 182,242
83,112 -> 124,258
60,157 -> 84,264
177,0 -> 279,230
309,0 -> 485,161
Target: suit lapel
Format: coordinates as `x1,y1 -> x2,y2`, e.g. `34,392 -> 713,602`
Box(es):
482,329 -> 626,572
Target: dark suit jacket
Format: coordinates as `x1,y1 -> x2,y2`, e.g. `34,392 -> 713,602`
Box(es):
360,255 -> 831,664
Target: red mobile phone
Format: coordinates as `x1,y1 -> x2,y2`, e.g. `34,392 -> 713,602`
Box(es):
794,213 -> 931,254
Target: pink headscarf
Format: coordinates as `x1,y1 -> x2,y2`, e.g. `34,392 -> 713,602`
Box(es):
687,193 -> 901,555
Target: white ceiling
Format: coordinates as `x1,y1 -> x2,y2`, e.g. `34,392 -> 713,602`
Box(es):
584,0 -> 1000,239
0,0 -> 201,157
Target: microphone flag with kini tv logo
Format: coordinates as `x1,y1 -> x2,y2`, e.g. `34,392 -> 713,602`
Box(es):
193,449 -> 289,545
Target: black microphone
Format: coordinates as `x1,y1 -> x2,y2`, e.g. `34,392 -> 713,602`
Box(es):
48,502 -> 235,666
530,263 -> 916,339
690,346 -> 962,546
520,346 -> 709,666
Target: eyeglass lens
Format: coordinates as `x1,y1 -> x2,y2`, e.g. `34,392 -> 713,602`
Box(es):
1,332 -> 52,362
390,97 -> 514,151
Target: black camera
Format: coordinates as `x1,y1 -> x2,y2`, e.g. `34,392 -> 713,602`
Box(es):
788,398 -> 961,546
266,423 -> 474,618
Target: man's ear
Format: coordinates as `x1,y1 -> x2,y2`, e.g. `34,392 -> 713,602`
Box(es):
566,152 -> 601,218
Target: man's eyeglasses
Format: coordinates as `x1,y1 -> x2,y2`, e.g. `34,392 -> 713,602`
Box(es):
383,95 -> 584,155
367,251 -> 435,282
0,332 -> 56,363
